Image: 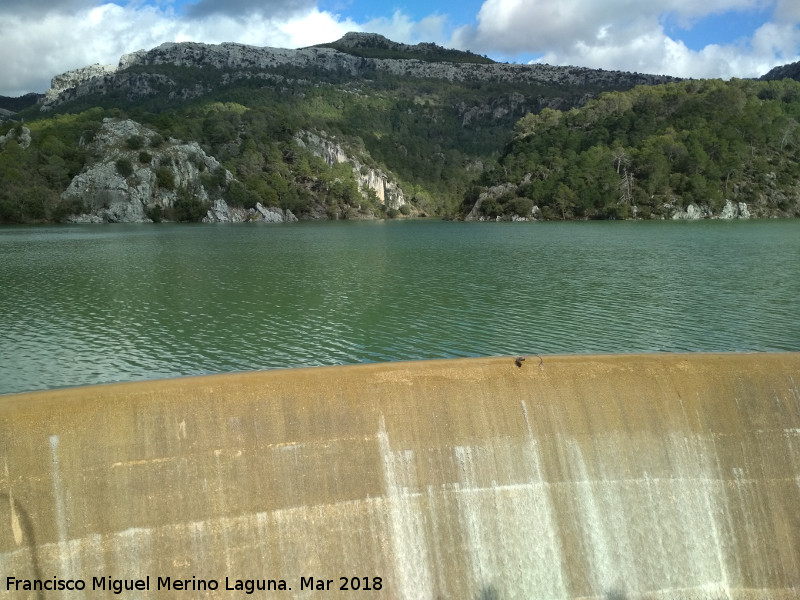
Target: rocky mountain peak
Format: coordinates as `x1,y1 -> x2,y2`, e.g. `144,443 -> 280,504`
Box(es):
39,34 -> 680,111
316,32 -> 495,65
45,64 -> 117,104
760,60 -> 800,81
335,32 -> 395,49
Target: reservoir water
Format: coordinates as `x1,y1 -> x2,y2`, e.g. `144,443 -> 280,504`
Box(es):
1,219 -> 798,395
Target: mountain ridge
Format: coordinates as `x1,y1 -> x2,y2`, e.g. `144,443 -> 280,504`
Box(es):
3,34 -> 798,107
2,33 -> 799,224
760,60 -> 800,82
37,33 -> 680,111
310,31 -> 496,64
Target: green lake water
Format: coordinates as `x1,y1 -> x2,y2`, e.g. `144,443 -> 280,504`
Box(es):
1,219 -> 798,395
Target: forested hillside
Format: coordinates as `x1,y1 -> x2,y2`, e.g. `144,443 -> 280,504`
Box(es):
0,93 -> 42,113
463,78 -> 800,220
0,72 -> 562,223
0,33 -> 685,224
1,34 -> 798,224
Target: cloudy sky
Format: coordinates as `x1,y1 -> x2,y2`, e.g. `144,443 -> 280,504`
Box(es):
1,0 -> 799,96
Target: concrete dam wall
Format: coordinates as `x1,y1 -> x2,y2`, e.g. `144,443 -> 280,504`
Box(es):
1,353 -> 799,599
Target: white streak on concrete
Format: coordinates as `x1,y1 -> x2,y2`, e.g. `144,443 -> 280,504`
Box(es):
378,415 -> 433,600
49,435 -> 68,545
5,460 -> 22,546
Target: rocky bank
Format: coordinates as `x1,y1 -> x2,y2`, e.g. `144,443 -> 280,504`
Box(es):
63,118 -> 297,223
465,184 -> 754,222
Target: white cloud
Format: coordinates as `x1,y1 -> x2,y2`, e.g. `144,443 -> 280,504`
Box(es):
450,0 -> 799,78
274,10 -> 359,47
531,24 -> 798,79
455,0 -> 768,55
1,0 -> 799,96
0,3 -> 360,96
775,0 -> 800,22
183,0 -> 316,20
751,20 -> 800,61
361,10 -> 450,46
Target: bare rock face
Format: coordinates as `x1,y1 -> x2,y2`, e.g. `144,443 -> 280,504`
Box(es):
202,200 -> 298,223
47,64 -> 117,97
42,64 -> 118,110
40,36 -> 680,111
115,39 -> 677,88
295,130 -> 406,209
118,42 -> 361,76
0,125 -> 31,149
203,199 -> 248,223
719,199 -> 751,219
63,118 -> 232,222
254,202 -> 298,223
671,203 -> 706,220
667,200 -> 750,220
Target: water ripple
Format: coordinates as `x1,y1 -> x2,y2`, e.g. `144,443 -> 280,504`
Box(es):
1,220 -> 799,393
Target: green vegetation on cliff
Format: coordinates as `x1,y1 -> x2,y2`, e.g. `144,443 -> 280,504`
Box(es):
0,110 -> 101,222
464,78 -> 800,220
0,61 -> 626,222
312,33 -> 495,64
2,36 -> 800,223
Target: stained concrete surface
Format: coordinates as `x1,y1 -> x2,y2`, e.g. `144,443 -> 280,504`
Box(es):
1,353 -> 799,599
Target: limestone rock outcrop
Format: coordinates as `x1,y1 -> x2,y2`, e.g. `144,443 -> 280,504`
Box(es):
40,36 -> 679,111
115,39 -> 676,88
200,199 -> 247,223
254,201 -> 298,223
202,200 -> 298,223
668,200 -> 751,220
670,203 -> 708,220
295,130 -> 406,209
42,70 -> 175,111
63,118 -> 232,223
60,118 -> 300,223
42,64 -> 118,110
719,199 -> 751,219
0,125 -> 31,149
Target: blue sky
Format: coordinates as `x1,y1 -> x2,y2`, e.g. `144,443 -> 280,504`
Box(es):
0,0 -> 799,96
662,7 -> 773,50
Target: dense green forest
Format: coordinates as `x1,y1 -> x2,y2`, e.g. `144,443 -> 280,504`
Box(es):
0,93 -> 42,113
2,51 -> 800,223
464,78 -> 800,220
0,100 -> 365,223
0,62 -> 581,223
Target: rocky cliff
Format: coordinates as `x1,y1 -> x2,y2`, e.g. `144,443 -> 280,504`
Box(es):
63,118 -> 225,222
295,130 -> 406,209
43,64 -> 118,109
669,199 -> 751,220
466,188 -> 755,222
117,37 -> 677,86
0,125 -> 31,149
40,33 -> 679,110
62,118 -> 296,223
